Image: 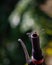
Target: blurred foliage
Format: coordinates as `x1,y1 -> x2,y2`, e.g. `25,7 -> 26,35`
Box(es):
0,0 -> 52,65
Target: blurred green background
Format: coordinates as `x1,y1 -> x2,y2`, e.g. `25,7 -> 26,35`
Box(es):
0,0 -> 52,65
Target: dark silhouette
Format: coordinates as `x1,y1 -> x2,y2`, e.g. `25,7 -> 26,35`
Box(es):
18,32 -> 45,65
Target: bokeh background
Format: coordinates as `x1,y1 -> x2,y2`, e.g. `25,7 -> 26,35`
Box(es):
0,0 -> 52,65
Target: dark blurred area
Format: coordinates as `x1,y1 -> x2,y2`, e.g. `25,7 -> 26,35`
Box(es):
0,0 -> 26,65
0,0 -> 32,65
0,0 -> 52,65
0,0 -> 19,45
